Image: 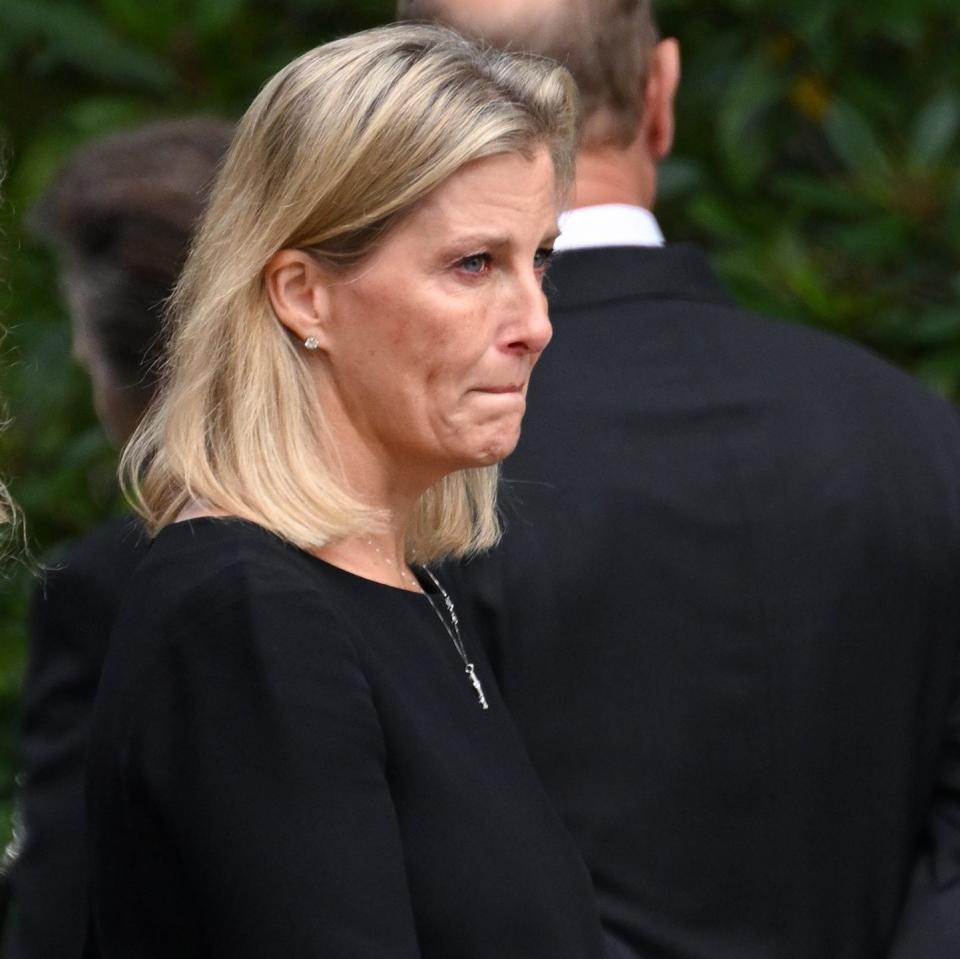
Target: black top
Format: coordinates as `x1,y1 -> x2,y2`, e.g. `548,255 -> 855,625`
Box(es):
85,517 -> 606,959
8,515 -> 148,959
447,245 -> 960,958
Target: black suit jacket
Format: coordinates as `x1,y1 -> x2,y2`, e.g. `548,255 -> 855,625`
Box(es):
448,245 -> 960,958
7,516 -> 147,959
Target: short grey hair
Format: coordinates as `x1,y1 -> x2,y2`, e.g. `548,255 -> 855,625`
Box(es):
398,0 -> 659,147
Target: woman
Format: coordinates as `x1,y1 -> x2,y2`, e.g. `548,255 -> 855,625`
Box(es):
86,23 -> 605,959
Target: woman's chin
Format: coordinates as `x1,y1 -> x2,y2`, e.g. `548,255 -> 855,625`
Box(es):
429,419 -> 525,474
464,431 -> 522,468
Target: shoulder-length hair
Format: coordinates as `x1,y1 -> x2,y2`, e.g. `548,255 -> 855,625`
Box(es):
122,22 -> 578,563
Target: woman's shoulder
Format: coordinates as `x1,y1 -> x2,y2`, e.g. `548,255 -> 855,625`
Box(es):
92,519 -> 386,800
98,518 -> 378,729
139,516 -> 313,592
116,517 -> 352,652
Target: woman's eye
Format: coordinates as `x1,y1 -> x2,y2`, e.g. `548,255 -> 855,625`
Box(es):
458,252 -> 491,274
533,247 -> 555,271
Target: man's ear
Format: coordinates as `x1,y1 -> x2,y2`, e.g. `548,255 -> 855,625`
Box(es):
642,39 -> 681,162
264,249 -> 332,349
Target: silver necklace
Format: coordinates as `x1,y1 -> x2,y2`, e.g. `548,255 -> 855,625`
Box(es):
366,538 -> 417,589
420,567 -> 489,711
364,539 -> 488,710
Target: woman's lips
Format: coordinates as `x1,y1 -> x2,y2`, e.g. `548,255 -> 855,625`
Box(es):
473,384 -> 524,394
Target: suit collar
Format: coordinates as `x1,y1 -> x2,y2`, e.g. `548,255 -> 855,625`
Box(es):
545,243 -> 735,312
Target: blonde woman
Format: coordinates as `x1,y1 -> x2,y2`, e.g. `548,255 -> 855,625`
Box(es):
85,23 -> 606,959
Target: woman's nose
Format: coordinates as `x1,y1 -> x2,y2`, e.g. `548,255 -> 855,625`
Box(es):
502,279 -> 553,355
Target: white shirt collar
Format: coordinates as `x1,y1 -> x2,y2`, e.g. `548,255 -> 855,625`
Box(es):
554,204 -> 665,252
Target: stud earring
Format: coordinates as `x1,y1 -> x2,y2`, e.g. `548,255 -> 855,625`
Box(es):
303,335 -> 320,350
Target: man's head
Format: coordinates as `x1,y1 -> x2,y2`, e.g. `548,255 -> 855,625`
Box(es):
397,0 -> 679,208
29,118 -> 233,446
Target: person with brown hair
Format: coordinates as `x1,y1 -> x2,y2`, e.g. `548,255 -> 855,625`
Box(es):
6,117 -> 233,959
397,2 -> 960,957
29,118 -> 233,445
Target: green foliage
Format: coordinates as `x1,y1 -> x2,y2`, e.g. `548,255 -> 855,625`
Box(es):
0,0 -> 958,855
654,0 -> 960,386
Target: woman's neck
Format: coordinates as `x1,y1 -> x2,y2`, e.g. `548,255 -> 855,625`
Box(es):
313,442 -> 432,590
315,529 -> 421,592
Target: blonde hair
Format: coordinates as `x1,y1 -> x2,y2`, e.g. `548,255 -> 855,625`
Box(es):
398,0 -> 659,147
122,22 -> 578,563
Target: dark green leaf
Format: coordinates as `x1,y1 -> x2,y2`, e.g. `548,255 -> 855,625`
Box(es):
910,92 -> 960,169
824,100 -> 893,181
0,0 -> 176,88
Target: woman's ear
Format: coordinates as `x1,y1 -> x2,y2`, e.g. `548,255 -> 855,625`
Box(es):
265,249 -> 332,349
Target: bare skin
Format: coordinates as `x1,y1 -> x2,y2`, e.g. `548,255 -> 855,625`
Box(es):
406,0 -> 681,210
181,3 -> 683,586
261,147 -> 560,589
570,40 -> 680,210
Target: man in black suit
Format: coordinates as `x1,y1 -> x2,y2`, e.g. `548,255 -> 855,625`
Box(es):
4,118 -> 231,959
399,2 -> 960,956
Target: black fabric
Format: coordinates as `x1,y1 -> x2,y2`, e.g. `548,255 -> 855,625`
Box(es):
447,244 -> 960,959
7,515 -> 148,959
85,517 -> 607,959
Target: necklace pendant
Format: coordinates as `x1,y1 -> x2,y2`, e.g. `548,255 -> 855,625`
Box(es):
465,663 -> 489,710
419,568 -> 489,712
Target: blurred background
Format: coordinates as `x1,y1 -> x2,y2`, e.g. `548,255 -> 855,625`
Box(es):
0,0 -> 958,844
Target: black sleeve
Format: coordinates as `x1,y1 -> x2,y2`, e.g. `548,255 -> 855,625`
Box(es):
888,651 -> 960,954
9,563 -> 113,958
119,569 -> 423,958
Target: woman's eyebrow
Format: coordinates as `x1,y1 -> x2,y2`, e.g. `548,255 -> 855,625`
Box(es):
445,230 -> 513,249
445,227 -> 561,249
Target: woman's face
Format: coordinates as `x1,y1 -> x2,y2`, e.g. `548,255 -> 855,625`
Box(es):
317,146 -> 559,491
